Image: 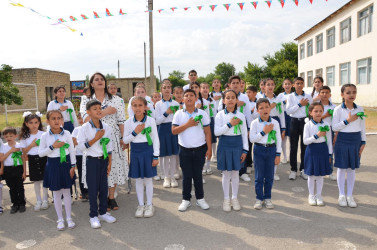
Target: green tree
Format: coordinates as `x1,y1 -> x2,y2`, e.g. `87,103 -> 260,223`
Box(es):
243,63 -> 266,88
169,70 -> 185,79
214,62 -> 236,85
105,73 -> 116,79
0,64 -> 23,105
167,70 -> 187,88
85,75 -> 90,86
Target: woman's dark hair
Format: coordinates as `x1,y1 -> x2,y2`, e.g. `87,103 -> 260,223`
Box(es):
19,114 -> 43,140
256,98 -> 270,110
221,89 -> 238,111
46,110 -> 63,120
53,85 -> 66,100
190,82 -> 204,110
341,83 -> 357,103
312,76 -> 324,97
83,86 -> 90,96
308,103 -> 324,121
89,72 -> 112,100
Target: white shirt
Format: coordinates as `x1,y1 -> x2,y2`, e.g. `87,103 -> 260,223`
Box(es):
155,98 -> 180,125
249,99 -> 259,121
303,119 -> 333,155
38,129 -> 76,165
286,92 -> 313,118
218,92 -> 252,128
77,120 -> 113,157
0,142 -> 22,166
183,98 -> 211,119
72,126 -> 83,156
256,91 -> 264,99
249,117 -> 282,155
204,97 -> 217,119
123,115 -> 160,158
264,94 -> 286,129
172,108 -> 210,148
214,110 -> 249,152
127,101 -> 155,120
19,130 -> 44,156
183,84 -> 190,91
322,102 -> 336,126
332,103 -> 367,142
47,99 -> 79,127
277,92 -> 291,111
211,91 -> 223,109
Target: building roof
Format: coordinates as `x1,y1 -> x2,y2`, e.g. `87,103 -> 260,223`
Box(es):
12,67 -> 69,75
295,0 -> 356,41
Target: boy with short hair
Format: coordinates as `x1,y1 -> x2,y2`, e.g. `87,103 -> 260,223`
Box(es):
183,70 -> 198,91
77,100 -> 116,229
0,127 -> 26,214
245,85 -> 259,172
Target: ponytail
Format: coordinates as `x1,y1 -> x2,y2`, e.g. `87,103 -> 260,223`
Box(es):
311,87 -> 316,97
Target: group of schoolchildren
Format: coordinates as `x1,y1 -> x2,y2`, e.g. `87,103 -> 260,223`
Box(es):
0,70 -> 367,231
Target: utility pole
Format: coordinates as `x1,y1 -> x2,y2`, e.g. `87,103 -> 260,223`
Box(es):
117,60 -> 120,78
158,65 -> 162,83
144,42 -> 147,84
148,0 -> 155,93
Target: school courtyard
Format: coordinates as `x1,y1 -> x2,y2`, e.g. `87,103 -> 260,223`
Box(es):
1,135 -> 377,250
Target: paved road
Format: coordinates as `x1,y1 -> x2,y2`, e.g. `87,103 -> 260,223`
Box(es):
1,135 -> 377,250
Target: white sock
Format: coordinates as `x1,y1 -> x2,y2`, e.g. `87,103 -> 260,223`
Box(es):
169,156 -> 176,177
346,169 -> 356,197
231,171 -> 239,199
307,176 -> 315,196
135,179 -> 144,206
62,188 -> 72,219
282,137 -> 287,160
222,171 -> 231,200
53,190 -> 64,220
316,176 -> 324,197
274,165 -> 277,175
0,184 -> 3,207
205,160 -> 211,171
42,187 -> 49,201
144,178 -> 153,206
337,168 -> 346,196
162,156 -> 170,179
212,142 -> 217,158
34,181 -> 42,202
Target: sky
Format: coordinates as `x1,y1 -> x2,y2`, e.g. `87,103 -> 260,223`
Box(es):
0,0 -> 351,81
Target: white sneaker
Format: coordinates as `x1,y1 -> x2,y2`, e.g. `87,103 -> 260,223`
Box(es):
274,174 -> 280,181
316,195 -> 325,206
57,219 -> 65,231
202,169 -> 207,175
281,158 -> 288,164
144,205 -> 155,218
170,178 -> 178,188
196,199 -> 210,210
264,199 -> 274,209
202,178 -> 206,184
153,175 -> 161,181
308,195 -> 317,206
300,170 -> 308,180
41,200 -> 49,210
135,206 -> 144,218
90,217 -> 101,229
338,195 -> 347,207
231,198 -> 241,211
254,200 -> 263,210
240,174 -> 251,182
223,199 -> 231,212
246,167 -> 252,174
347,196 -> 357,208
99,212 -> 116,223
211,157 -> 217,163
206,169 -> 213,175
67,218 -> 76,229
34,201 -> 42,212
174,173 -> 180,180
289,171 -> 297,180
163,178 -> 171,188
178,200 -> 191,212
329,173 -> 337,181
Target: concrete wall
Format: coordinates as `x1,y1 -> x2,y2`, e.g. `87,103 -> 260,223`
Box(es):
107,77 -> 156,103
297,0 -> 376,106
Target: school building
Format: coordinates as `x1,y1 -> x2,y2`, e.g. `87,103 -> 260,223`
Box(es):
295,0 -> 376,107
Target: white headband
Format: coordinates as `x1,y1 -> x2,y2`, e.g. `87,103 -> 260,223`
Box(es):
22,111 -> 43,118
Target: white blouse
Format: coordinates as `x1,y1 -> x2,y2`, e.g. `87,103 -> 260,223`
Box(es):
263,94 -> 286,129
249,117 -> 282,156
127,101 -> 155,120
72,126 -> 83,156
20,130 -> 44,156
155,98 -> 181,125
47,99 -> 78,127
303,119 -> 333,155
218,92 -> 252,128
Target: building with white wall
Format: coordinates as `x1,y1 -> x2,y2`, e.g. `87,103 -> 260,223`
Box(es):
295,0 -> 375,107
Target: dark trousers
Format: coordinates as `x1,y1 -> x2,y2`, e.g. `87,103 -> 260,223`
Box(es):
86,157 -> 108,218
76,155 -> 88,196
3,165 -> 26,206
245,141 -> 253,168
290,117 -> 306,172
179,144 -> 207,201
253,145 -> 275,200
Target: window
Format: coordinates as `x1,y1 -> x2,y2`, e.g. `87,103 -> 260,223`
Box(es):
300,72 -> 305,79
340,62 -> 351,85
307,71 -> 313,87
307,39 -> 313,57
316,33 -> 323,53
340,18 -> 351,44
300,44 -> 305,60
315,68 -> 323,77
357,58 -> 372,84
326,66 -> 335,86
327,27 -> 335,49
359,5 -> 373,36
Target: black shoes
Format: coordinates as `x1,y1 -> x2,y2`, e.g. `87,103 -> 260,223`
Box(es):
10,205 -> 19,214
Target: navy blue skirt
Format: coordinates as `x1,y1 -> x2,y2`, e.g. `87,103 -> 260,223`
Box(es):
158,122 -> 179,157
304,142 -> 331,176
129,142 -> 157,178
334,132 -> 361,170
63,121 -> 74,133
210,117 -> 216,143
43,155 -> 76,191
284,112 -> 291,137
217,135 -> 243,171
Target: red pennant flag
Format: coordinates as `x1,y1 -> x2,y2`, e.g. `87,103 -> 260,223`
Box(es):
223,4 -> 231,11
70,16 -> 77,21
309,0 -> 313,3
119,9 -> 126,15
81,14 -> 89,20
158,9 -> 164,13
58,18 -> 66,22
266,1 -> 272,8
251,2 -> 258,9
293,0 -> 299,6
171,7 -> 177,12
279,0 -> 285,8
237,3 -> 245,10
209,5 -> 217,11
197,6 -> 203,11
184,7 -> 190,11
106,8 -> 113,16
93,11 -> 100,18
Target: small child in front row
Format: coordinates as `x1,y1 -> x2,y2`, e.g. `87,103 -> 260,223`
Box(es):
123,97 -> 160,218
215,90 -> 248,212
0,127 -> 26,214
172,89 -> 212,212
19,112 -> 49,211
77,100 -> 116,229
151,91 -> 161,108
303,103 -> 333,206
38,110 -> 76,230
245,86 -> 258,173
332,84 -> 366,208
249,99 -> 281,210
